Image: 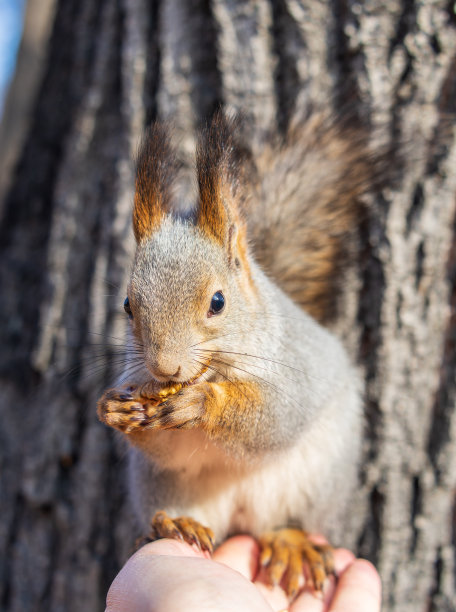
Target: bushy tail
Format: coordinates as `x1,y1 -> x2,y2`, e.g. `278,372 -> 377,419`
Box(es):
246,113 -> 387,323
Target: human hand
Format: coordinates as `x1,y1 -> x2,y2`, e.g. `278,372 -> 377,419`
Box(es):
106,535 -> 381,612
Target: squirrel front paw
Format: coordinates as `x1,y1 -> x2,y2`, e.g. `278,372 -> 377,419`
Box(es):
147,510 -> 215,552
97,383 -> 207,433
96,386 -> 157,433
259,528 -> 334,598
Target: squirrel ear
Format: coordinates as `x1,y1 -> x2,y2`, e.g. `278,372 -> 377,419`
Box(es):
195,112 -> 245,247
226,222 -> 248,270
133,123 -> 178,243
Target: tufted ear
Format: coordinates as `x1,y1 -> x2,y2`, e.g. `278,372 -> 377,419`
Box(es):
133,123 -> 178,243
195,112 -> 247,256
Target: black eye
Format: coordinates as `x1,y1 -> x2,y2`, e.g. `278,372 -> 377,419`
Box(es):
124,297 -> 133,319
208,291 -> 225,316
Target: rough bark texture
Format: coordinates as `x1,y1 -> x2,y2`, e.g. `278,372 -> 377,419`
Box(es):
0,1 -> 455,611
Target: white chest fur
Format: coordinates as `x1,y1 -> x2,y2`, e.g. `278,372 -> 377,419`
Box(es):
127,378 -> 361,544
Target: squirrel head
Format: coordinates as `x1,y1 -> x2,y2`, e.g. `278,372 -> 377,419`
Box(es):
126,113 -> 256,384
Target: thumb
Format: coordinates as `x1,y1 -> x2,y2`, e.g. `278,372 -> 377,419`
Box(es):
329,559 -> 381,612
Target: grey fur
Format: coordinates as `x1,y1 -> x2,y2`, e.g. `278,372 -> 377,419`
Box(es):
122,213 -> 362,545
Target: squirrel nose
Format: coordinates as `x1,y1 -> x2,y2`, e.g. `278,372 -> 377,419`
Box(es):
148,361 -> 181,382
145,346 -> 183,381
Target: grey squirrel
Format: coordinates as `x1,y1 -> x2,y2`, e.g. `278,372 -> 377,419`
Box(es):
97,111 -> 378,597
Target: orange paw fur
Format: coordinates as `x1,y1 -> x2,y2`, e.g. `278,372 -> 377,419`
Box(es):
149,510 -> 215,553
97,385 -> 161,433
259,529 -> 334,597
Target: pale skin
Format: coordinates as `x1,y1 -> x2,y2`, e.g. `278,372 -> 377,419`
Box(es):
106,536 -> 381,612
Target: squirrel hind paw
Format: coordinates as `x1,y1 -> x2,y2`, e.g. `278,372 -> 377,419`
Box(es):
149,510 -> 215,553
259,528 -> 334,598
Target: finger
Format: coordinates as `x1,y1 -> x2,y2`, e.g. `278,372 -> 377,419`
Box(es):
106,540 -> 275,612
290,589 -> 325,612
290,550 -> 356,612
328,559 -> 381,612
307,533 -> 328,546
253,580 -> 290,612
290,575 -> 336,612
333,548 -> 356,575
213,535 -> 260,580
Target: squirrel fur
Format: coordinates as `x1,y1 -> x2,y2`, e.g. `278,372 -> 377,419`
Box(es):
98,111 -> 379,593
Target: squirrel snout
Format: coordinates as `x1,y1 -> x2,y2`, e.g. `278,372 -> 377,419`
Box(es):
146,352 -> 182,382
148,364 -> 181,382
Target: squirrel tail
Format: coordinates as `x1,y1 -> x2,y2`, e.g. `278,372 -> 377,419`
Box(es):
246,113 -> 388,324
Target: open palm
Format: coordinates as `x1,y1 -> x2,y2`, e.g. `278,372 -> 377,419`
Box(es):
106,536 -> 381,612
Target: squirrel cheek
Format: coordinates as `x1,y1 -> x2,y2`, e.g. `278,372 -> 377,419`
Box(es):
129,319 -> 142,341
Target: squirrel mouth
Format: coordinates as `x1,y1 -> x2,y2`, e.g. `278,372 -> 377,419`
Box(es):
153,360 -> 211,402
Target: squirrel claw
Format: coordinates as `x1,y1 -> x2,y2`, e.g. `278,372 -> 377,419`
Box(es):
259,529 -> 334,598
149,510 -> 214,553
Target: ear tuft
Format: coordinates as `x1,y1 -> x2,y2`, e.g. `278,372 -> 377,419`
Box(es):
133,123 -> 178,242
195,111 -> 247,243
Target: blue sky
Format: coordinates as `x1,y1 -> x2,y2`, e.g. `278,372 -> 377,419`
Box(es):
0,0 -> 26,116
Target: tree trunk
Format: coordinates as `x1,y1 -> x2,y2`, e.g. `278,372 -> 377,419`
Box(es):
0,1 -> 455,610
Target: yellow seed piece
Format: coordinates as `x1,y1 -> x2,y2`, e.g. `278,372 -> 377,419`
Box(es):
158,383 -> 182,398
169,384 -> 182,394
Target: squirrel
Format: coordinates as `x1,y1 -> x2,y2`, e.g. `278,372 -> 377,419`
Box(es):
97,110 -> 379,597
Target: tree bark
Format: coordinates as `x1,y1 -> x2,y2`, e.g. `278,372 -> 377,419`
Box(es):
0,1 -> 455,610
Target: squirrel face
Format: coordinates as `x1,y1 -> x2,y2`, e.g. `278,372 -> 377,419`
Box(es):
126,114 -> 259,385
127,216 -> 254,385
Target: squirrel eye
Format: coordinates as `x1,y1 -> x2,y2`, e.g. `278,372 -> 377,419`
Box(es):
208,291 -> 225,317
124,297 -> 133,319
